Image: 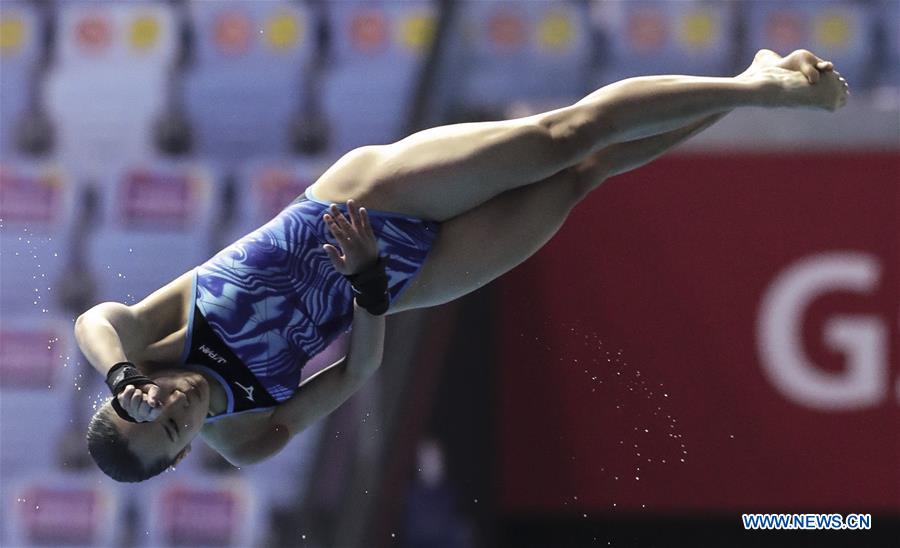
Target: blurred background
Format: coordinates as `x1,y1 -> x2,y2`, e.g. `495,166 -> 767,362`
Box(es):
0,0 -> 897,547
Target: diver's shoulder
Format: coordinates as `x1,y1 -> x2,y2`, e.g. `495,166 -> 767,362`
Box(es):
200,410 -> 287,466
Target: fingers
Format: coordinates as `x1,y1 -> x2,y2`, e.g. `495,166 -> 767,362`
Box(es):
346,201 -> 374,242
146,405 -> 162,422
816,60 -> 834,72
120,385 -> 135,404
346,199 -> 362,229
130,386 -> 142,411
358,207 -> 372,238
323,212 -> 349,241
322,244 -> 345,272
322,200 -> 379,275
325,201 -> 375,244
118,384 -> 161,421
330,204 -> 355,236
145,384 -> 161,408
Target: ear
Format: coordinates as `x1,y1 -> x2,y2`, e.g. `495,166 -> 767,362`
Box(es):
172,443 -> 192,467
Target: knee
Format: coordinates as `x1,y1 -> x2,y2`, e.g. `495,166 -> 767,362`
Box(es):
536,110 -> 602,165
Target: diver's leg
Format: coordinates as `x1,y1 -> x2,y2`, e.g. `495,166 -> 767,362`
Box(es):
388,113 -> 728,313
312,50 -> 845,222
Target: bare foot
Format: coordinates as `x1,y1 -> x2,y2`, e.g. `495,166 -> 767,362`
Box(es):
740,48 -> 849,111
742,48 -> 832,84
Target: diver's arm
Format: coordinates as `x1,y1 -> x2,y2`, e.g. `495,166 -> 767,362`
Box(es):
74,303 -> 148,376
274,302 -> 383,434
226,199 -> 386,465
222,303 -> 384,466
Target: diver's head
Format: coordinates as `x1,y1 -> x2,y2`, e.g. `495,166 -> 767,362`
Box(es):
86,370 -> 209,482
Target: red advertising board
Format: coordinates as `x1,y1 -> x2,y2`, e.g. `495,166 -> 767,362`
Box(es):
496,152 -> 899,513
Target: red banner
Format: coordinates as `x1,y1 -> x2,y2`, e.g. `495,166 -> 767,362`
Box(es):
497,152 -> 899,513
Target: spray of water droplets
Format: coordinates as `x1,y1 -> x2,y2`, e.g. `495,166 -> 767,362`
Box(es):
525,321 -> 689,513
5,227 -> 60,314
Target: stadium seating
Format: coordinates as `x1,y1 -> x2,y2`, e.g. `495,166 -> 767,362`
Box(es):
43,2 -> 176,179
320,0 -> 437,153
877,0 -> 898,87
449,0 -> 592,109
85,157 -> 218,305
744,0 -> 874,88
0,2 -> 41,157
3,472 -> 121,547
592,0 -> 736,85
0,314 -> 79,475
139,473 -> 264,547
183,1 -> 312,163
227,156 -> 330,243
0,312 -> 87,547
0,160 -> 76,314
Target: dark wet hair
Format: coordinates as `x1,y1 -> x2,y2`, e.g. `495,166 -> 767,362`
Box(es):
86,405 -> 172,483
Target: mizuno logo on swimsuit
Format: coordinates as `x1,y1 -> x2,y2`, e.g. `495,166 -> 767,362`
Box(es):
199,345 -> 227,364
234,381 -> 255,402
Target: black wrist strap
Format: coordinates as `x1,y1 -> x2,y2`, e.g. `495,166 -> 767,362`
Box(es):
111,398 -> 139,423
106,362 -> 155,423
345,257 -> 389,316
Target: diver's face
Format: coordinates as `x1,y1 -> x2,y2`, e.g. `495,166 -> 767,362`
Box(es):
111,371 -> 210,467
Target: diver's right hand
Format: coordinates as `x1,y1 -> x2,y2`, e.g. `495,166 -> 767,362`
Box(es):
323,199 -> 379,276
116,383 -> 162,422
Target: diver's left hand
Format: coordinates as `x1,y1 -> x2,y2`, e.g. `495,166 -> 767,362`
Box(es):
322,200 -> 379,276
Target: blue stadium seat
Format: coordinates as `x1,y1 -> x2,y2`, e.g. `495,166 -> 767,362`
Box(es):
450,0 -> 591,108
593,0 -> 736,85
227,156 -> 330,243
54,1 -> 177,69
183,1 -> 312,163
85,158 -> 219,305
878,0 -> 899,87
45,2 -> 176,176
320,1 -> 437,153
139,474 -> 265,547
521,1 -> 592,101
0,314 -> 78,477
2,472 -> 122,548
744,0 -> 875,88
0,2 -> 40,157
242,420 -> 326,517
447,1 -> 531,109
0,160 -> 76,314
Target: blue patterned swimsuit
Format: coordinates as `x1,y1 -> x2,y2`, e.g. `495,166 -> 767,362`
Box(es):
180,187 -> 440,421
